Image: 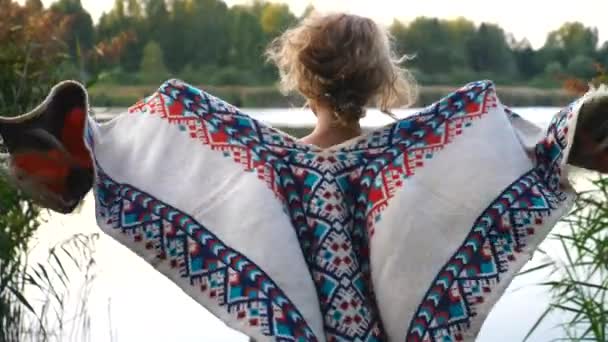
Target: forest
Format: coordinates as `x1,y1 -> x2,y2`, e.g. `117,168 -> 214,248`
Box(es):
6,0 -> 607,90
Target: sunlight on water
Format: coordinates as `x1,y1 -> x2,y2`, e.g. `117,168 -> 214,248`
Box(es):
29,107 -> 575,342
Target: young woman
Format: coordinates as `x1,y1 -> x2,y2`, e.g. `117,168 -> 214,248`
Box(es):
266,13 -> 417,148
1,12 -> 607,342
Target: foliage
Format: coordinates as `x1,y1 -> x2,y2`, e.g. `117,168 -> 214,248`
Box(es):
526,69 -> 608,342
563,64 -> 608,95
600,43 -> 608,67
545,22 -> 599,61
7,0 -> 603,89
0,2 -> 70,112
556,177 -> 608,341
139,40 -> 169,84
227,6 -> 266,69
1,2 -> 100,341
259,3 -> 296,36
567,55 -> 597,79
50,0 -> 95,63
390,17 -> 603,86
526,176 -> 608,342
466,23 -> 516,74
26,0 -> 595,89
12,234 -> 99,342
0,166 -> 41,341
391,17 -> 467,74
96,1 -> 145,73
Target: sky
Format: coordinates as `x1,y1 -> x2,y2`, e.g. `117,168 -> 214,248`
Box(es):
27,0 -> 608,48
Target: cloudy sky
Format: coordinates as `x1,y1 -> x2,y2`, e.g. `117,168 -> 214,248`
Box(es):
27,0 -> 608,49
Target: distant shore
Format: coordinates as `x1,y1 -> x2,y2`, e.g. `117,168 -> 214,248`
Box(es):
89,83 -> 577,108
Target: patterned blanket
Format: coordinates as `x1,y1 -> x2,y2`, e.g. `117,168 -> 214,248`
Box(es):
0,79 -> 598,341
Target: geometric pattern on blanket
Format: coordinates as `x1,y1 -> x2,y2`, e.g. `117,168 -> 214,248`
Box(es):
406,103 -> 575,341
125,79 -> 495,341
93,167 -> 318,341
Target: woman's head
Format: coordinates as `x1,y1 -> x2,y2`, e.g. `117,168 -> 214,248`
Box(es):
266,13 -> 417,124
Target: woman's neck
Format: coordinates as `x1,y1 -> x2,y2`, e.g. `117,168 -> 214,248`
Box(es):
300,105 -> 363,149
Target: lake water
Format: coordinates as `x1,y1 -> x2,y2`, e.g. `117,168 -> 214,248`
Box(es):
92,106 -> 558,129
29,107 -> 575,342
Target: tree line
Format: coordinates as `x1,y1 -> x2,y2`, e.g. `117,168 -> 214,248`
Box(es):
11,0 -> 608,87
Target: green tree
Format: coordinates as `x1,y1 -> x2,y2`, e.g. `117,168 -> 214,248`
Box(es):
126,0 -> 143,18
567,54 -> 597,79
144,0 -> 169,66
145,0 -> 169,35
444,17 -> 476,67
114,0 -> 125,17
260,3 -> 296,37
391,17 -> 476,76
545,22 -> 599,58
512,39 -> 543,80
598,42 -> 608,67
139,40 -> 169,83
391,17 -> 453,73
84,0 -> 608,87
227,6 -> 265,68
96,0 -> 146,72
188,0 -> 231,67
248,0 -> 267,18
389,19 -> 408,55
544,61 -> 564,77
141,40 -> 167,71
537,22 -> 598,73
50,0 -> 95,61
162,0 -> 188,71
160,0 -> 231,72
466,23 -> 516,74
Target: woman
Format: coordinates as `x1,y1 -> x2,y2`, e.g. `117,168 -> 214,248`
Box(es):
266,13 -> 417,148
1,13 -> 607,342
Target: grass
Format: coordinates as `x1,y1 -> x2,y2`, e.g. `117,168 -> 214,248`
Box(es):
0,16 -> 100,341
0,226 -> 99,342
19,233 -> 99,342
526,175 -> 608,341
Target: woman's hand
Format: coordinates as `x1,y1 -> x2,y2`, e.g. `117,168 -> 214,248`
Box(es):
569,93 -> 608,172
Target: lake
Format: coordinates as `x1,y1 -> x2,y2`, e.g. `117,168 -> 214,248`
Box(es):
28,107 -> 575,342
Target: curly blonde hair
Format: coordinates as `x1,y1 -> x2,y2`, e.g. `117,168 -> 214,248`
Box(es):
266,13 -> 417,124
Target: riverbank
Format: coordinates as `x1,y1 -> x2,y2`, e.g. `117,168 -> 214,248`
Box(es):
89,83 -> 576,108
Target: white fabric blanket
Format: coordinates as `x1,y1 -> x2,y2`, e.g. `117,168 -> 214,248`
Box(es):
2,79 -> 594,341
